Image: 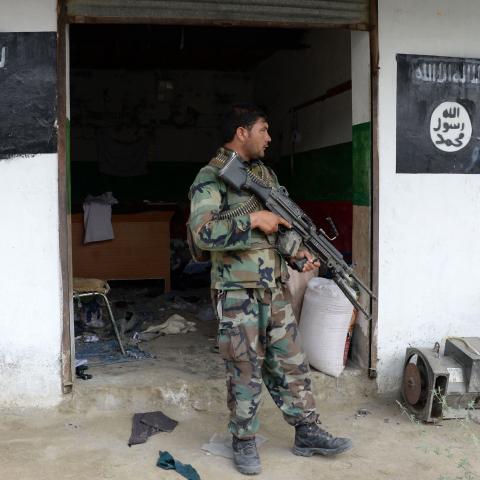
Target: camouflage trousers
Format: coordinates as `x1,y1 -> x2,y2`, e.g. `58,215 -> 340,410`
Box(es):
215,282 -> 317,439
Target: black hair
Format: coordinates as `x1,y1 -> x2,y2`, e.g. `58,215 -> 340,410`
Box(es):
220,104 -> 267,144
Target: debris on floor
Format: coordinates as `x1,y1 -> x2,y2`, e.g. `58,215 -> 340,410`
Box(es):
201,433 -> 267,459
78,333 -> 100,343
74,280 -> 216,367
356,408 -> 372,418
75,338 -> 152,365
75,364 -> 92,380
128,411 -> 178,446
79,297 -> 105,328
136,314 -> 196,340
157,451 -> 201,480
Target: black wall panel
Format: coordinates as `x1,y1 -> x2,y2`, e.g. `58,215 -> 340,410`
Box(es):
0,32 -> 57,160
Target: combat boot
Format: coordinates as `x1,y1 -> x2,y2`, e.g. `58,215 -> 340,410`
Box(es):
232,436 -> 261,475
293,419 -> 353,457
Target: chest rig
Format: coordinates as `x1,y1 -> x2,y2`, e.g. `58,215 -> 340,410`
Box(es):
210,150 -> 277,249
187,150 -> 278,263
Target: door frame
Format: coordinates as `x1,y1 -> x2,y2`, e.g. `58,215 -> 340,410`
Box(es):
56,0 -> 380,391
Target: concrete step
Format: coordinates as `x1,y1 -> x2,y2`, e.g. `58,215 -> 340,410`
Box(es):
63,358 -> 377,415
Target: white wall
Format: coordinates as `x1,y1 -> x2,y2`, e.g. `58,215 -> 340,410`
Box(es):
0,0 -> 57,33
351,31 -> 370,127
0,0 -> 62,408
377,0 -> 480,392
254,29 -> 352,158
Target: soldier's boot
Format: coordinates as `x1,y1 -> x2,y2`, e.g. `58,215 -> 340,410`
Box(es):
293,420 -> 353,457
232,436 -> 261,475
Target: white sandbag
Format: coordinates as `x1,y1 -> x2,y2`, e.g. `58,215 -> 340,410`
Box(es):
285,266 -> 319,322
299,277 -> 354,377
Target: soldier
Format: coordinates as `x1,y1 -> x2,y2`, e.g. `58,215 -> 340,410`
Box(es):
189,105 -> 352,475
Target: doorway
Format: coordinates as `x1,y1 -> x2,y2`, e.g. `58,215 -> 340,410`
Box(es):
58,19 -> 375,391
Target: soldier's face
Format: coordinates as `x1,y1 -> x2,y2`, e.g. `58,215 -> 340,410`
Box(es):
243,118 -> 271,159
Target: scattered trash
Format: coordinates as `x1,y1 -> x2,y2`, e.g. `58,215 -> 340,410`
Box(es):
129,411 -> 178,446
201,433 -> 267,459
79,298 -> 105,328
75,339 -> 152,366
384,418 -> 390,423
157,451 -> 201,480
74,279 -> 215,366
75,364 -> 92,380
65,422 -> 81,430
356,408 -> 372,418
82,333 -> 100,343
126,348 -> 152,360
137,314 -> 196,341
119,311 -> 141,334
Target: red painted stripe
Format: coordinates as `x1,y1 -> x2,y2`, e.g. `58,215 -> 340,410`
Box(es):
296,200 -> 353,258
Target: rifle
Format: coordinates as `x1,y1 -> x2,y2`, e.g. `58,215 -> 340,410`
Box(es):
217,152 -> 375,319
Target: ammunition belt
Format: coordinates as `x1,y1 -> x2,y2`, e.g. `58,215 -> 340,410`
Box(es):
215,196 -> 263,220
209,151 -> 273,222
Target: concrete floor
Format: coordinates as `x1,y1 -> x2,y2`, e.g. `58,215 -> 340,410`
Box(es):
2,355 -> 480,480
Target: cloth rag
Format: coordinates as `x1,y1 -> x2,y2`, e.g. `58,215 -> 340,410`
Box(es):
128,411 -> 178,446
157,451 -> 200,480
83,192 -> 118,243
137,314 -> 196,341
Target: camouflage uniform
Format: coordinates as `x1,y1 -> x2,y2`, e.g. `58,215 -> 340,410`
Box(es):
189,148 -> 316,439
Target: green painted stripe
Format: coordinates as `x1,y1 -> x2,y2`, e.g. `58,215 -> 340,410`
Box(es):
352,121 -> 371,206
278,142 -> 353,202
70,133 -> 368,208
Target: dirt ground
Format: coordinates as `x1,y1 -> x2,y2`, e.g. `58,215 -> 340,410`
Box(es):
6,285 -> 476,480
1,362 -> 479,480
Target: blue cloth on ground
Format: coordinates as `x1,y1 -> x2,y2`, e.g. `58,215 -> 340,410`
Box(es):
75,339 -> 152,366
157,451 -> 200,480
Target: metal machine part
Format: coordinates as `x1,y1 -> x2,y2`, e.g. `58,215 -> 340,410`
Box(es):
402,337 -> 480,422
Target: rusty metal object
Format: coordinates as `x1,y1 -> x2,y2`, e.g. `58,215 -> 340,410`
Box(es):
403,363 -> 423,406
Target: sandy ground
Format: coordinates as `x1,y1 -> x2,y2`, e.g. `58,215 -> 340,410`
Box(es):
12,286 -> 476,479
1,378 -> 479,480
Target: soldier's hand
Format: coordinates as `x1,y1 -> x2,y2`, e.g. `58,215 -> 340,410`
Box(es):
250,210 -> 291,234
292,249 -> 320,272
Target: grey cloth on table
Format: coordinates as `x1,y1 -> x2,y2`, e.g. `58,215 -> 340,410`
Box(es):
128,411 -> 178,446
83,192 -> 118,243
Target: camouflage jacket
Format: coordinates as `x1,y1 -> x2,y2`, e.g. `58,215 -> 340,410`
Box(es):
189,148 -> 289,290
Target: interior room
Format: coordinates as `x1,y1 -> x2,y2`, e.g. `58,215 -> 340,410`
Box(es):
68,24 -> 362,384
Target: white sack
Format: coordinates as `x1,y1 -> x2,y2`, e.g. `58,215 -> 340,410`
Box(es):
286,266 -> 319,322
299,277 -> 354,377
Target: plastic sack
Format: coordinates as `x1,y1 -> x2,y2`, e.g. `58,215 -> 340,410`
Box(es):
299,277 -> 354,377
285,266 -> 319,321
